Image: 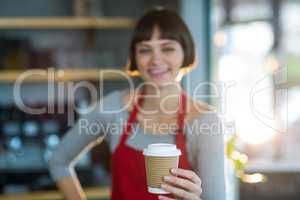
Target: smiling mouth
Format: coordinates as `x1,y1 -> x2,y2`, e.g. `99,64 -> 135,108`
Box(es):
148,68 -> 169,77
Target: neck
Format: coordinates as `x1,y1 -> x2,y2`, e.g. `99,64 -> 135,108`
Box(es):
140,81 -> 183,114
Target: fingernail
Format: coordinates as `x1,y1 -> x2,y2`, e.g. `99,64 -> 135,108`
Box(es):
171,168 -> 176,173
164,176 -> 170,181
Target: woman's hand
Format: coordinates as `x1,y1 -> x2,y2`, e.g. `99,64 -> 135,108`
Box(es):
158,168 -> 202,200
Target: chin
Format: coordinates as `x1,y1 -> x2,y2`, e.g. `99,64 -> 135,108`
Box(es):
152,79 -> 177,88
142,73 -> 177,87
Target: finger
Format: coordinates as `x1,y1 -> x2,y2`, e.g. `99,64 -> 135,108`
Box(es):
164,175 -> 199,193
171,168 -> 201,185
161,183 -> 194,199
158,195 -> 176,200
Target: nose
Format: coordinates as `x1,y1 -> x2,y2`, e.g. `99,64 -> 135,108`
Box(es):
150,49 -> 163,66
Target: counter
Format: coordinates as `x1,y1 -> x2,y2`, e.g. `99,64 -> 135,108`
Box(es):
0,187 -> 110,200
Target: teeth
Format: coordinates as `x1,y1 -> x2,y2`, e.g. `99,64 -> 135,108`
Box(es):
149,68 -> 168,75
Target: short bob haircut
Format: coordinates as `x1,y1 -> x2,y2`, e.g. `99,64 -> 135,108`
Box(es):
127,8 -> 196,75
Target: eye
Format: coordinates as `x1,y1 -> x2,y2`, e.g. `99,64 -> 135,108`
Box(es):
137,48 -> 151,54
162,47 -> 175,52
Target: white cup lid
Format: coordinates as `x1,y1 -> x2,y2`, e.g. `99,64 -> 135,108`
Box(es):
143,143 -> 181,157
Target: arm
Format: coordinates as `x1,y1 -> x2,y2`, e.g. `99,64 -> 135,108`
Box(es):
48,114 -> 106,200
193,113 -> 226,200
48,91 -> 117,200
56,176 -> 87,200
159,113 -> 226,200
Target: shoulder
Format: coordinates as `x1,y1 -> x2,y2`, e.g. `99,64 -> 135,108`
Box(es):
185,95 -> 216,124
185,109 -> 225,158
184,96 -> 223,136
83,89 -> 125,116
102,89 -> 123,102
98,89 -> 124,108
121,88 -> 141,112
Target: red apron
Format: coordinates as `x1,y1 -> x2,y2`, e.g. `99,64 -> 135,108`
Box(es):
111,90 -> 192,200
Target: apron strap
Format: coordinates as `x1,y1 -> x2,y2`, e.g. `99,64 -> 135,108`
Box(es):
176,91 -> 191,169
119,89 -> 145,145
177,91 -> 186,133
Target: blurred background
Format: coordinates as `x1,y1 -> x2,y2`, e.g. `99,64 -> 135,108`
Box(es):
0,0 -> 299,199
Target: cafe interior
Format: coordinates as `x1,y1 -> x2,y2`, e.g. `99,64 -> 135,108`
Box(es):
0,0 -> 299,199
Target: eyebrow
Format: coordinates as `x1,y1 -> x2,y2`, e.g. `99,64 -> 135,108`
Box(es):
137,41 -> 176,47
161,41 -> 176,46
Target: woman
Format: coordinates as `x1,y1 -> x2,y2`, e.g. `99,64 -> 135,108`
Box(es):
49,8 -> 226,200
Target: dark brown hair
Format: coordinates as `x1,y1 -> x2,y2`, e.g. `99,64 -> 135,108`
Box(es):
127,8 -> 196,75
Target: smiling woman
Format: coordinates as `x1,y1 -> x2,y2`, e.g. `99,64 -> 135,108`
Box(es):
127,8 -> 196,78
134,26 -> 185,86
49,8 -> 226,200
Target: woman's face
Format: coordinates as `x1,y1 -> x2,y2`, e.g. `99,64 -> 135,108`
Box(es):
135,26 -> 184,87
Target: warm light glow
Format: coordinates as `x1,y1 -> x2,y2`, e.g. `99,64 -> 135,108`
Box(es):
264,56 -> 280,72
231,151 -> 248,164
242,173 -> 266,184
126,70 -> 140,77
214,30 -> 227,47
240,153 -> 248,164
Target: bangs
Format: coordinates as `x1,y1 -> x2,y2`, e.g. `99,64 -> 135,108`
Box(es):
132,11 -> 183,44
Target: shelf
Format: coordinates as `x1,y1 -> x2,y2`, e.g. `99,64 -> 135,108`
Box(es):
0,69 -> 128,82
0,17 -> 135,29
0,186 -> 110,200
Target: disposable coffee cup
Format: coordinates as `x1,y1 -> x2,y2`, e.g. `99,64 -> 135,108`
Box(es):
143,143 -> 181,194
